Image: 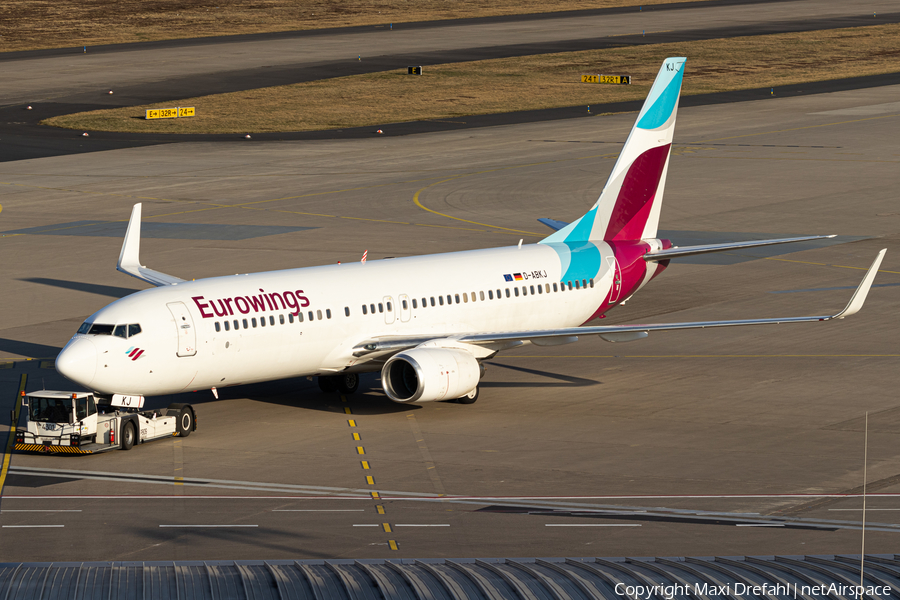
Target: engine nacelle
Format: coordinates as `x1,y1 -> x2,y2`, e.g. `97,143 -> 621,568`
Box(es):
381,347 -> 480,403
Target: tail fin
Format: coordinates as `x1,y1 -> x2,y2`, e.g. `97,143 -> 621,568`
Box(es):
541,57 -> 685,245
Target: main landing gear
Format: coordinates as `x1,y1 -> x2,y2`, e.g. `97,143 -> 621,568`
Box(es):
456,386 -> 479,404
317,373 -> 359,394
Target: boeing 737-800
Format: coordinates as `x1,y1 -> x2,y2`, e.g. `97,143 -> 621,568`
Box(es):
55,57 -> 886,405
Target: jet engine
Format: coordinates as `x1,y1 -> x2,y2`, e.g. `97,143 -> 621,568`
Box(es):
381,347 -> 480,403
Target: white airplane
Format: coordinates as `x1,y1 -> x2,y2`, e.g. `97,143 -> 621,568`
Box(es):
55,57 -> 886,404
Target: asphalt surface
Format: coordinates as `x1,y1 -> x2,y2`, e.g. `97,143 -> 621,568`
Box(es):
1,0 -> 899,161
0,1 -> 899,563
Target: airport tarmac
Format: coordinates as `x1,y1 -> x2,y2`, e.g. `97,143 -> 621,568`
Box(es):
0,80 -> 898,561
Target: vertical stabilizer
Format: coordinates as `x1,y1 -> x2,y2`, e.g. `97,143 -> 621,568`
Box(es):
541,57 -> 685,244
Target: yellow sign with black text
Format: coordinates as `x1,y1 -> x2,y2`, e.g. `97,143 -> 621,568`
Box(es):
581,74 -> 631,85
146,107 -> 196,120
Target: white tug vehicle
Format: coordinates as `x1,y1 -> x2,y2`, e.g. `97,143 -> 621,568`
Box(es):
14,391 -> 195,454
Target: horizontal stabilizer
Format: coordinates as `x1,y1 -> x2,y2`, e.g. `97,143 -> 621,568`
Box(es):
117,203 -> 185,287
644,235 -> 837,262
537,218 -> 570,232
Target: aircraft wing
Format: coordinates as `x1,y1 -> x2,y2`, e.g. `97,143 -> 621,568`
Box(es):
353,249 -> 885,358
116,203 -> 185,287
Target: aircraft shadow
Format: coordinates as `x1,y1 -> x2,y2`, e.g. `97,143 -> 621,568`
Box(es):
19,277 -> 142,298
481,361 -> 599,388
0,338 -> 62,360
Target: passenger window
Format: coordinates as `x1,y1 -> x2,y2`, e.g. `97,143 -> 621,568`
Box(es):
421,298 -> 427,307
553,283 -> 558,292
252,318 -> 257,328
530,285 -> 535,295
488,290 -> 494,300
462,293 -> 468,303
270,316 -> 275,326
260,317 -> 266,327
447,295 -> 452,304
128,324 -> 142,337
438,296 -> 444,306
522,287 -> 527,296
325,309 -> 331,319
479,291 -> 484,301
298,312 -> 304,322
77,322 -> 91,334
589,278 -> 594,288
234,320 -> 240,329
568,281 -> 573,290
430,297 -> 435,307
402,299 -> 408,310
370,304 -> 376,314
575,280 -> 580,289
378,303 -> 383,313
317,310 -> 323,320
545,284 -> 550,293
412,299 -> 418,309
505,288 -> 510,298
215,322 -> 221,332
308,311 -> 314,321
537,285 -> 542,294
113,325 -> 128,338
243,319 -> 248,329
362,305 -> 368,315
455,294 -> 461,304
344,307 -> 350,317
224,321 -> 230,331
514,288 -> 519,297
289,313 -> 294,323
280,315 -> 285,325
386,302 -> 392,312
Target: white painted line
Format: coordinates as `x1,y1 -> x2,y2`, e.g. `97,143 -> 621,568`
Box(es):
829,508 -> 900,511
2,525 -> 65,528
394,524 -> 450,527
159,525 -> 258,528
352,524 -> 379,527
544,524 -> 641,527
0,509 -> 81,512
272,509 -> 365,512
735,524 -> 785,527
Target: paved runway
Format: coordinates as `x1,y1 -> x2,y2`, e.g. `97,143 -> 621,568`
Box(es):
0,77 -> 898,560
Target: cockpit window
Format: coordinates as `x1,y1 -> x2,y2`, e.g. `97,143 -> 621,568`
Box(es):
88,324 -> 115,335
77,322 -> 91,334
128,324 -> 142,337
113,325 -> 128,339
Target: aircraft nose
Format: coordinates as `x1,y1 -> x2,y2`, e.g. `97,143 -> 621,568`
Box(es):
56,337 -> 97,387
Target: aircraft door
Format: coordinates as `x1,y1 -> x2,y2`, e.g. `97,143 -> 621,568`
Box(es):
399,294 -> 411,323
383,296 -> 395,325
167,301 -> 197,357
606,257 -> 622,303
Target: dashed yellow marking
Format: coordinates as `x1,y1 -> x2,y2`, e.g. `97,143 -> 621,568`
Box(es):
361,461 -> 370,470
347,419 -> 356,427
389,540 -> 398,550
1,374 -> 27,494
344,407 -> 352,415
174,477 -> 184,486
371,491 -> 380,499
366,476 -> 375,485
763,256 -> 900,275
382,523 -> 392,533
376,505 -> 385,515
0,363 -> 12,369
352,432 -> 361,441
356,446 -> 365,455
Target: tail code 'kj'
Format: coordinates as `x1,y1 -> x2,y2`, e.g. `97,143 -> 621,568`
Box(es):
541,57 -> 686,244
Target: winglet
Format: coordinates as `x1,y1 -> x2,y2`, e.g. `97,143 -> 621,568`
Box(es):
116,203 -> 185,287
117,203 -> 143,274
832,249 -> 886,319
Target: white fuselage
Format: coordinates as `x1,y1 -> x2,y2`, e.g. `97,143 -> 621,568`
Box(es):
58,242 -> 621,396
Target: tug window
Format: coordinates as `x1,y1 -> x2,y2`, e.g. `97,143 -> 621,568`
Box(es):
344,307 -> 350,317
362,305 -> 368,315
215,322 -> 221,332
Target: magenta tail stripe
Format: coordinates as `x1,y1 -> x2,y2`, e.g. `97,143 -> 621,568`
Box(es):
604,144 -> 670,241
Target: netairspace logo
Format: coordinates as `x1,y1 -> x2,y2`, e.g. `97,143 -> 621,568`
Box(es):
614,582 -> 892,599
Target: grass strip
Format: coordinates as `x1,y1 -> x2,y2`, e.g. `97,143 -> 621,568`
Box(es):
44,23 -> 900,135
1,0 -> 704,53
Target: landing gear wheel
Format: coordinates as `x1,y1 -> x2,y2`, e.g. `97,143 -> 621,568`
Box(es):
336,373 -> 359,394
317,376 -> 337,393
176,407 -> 193,437
121,421 -> 135,450
457,387 -> 479,404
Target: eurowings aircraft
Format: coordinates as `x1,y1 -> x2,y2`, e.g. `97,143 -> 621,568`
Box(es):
55,57 -> 886,404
